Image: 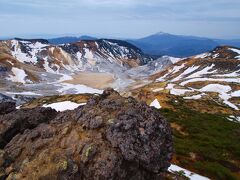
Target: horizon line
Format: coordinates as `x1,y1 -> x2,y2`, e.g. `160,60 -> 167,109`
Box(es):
1,32 -> 240,41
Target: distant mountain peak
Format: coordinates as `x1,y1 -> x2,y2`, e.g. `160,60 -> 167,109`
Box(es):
154,32 -> 170,36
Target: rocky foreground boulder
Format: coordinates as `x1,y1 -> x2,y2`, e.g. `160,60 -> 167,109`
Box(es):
0,102 -> 16,116
0,89 -> 173,180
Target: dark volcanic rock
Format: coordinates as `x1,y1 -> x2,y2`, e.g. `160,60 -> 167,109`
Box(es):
0,102 -> 16,115
1,89 -> 173,180
0,107 -> 57,149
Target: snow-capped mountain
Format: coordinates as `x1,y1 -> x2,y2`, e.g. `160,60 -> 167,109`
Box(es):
0,38 -> 153,84
150,46 -> 240,110
1,36 -> 240,112
0,38 -> 160,95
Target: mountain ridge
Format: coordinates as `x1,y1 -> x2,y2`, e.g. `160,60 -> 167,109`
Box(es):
128,32 -> 240,57
32,32 -> 240,57
0,38 -> 161,95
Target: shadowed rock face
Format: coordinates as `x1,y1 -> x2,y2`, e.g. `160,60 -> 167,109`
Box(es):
0,89 -> 173,180
0,107 -> 57,149
0,102 -> 16,115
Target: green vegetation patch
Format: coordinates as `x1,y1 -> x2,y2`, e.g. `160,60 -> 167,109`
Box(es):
160,107 -> 240,180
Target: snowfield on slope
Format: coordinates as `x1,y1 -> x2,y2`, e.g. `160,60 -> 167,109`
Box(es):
57,83 -> 103,95
229,48 -> 240,59
199,84 -> 231,94
43,101 -> 86,112
180,77 -> 240,86
168,164 -> 210,180
165,83 -> 193,96
186,65 -> 217,79
184,94 -> 204,100
7,67 -> 31,84
194,53 -> 211,59
11,40 -> 48,64
199,84 -> 239,110
172,66 -> 200,82
157,81 -> 240,110
171,63 -> 186,74
6,91 -> 42,96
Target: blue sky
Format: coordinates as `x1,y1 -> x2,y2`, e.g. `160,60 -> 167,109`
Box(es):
0,0 -> 239,39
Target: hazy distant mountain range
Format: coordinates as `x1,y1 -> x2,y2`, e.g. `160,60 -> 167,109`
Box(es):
45,32 -> 240,57
127,32 -> 240,57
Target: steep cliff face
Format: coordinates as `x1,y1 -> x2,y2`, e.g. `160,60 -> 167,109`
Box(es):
0,89 -> 173,180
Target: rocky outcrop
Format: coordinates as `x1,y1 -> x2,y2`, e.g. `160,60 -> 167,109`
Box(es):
0,107 -> 57,149
0,102 -> 16,115
0,89 -> 173,180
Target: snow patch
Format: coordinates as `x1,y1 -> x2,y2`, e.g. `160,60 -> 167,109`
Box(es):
58,83 -> 103,94
172,66 -> 200,82
169,164 -> 210,180
16,105 -> 21,109
43,101 -> 86,112
165,83 -> 193,96
43,58 -> 55,73
170,88 -> 193,96
229,48 -> 240,59
194,53 -> 211,59
11,40 -> 48,64
231,90 -> 240,97
7,67 -> 30,84
156,72 -> 170,82
76,52 -> 83,61
150,99 -> 161,109
171,63 -> 186,74
200,84 -> 238,110
222,100 -> 239,110
212,53 -> 219,58
84,48 -> 94,59
186,64 -> 217,79
58,74 -> 73,82
215,71 -> 240,77
180,78 -> 240,86
6,91 -> 42,96
7,60 -> 14,65
11,40 -> 37,63
184,94 -> 204,100
200,84 -> 231,94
